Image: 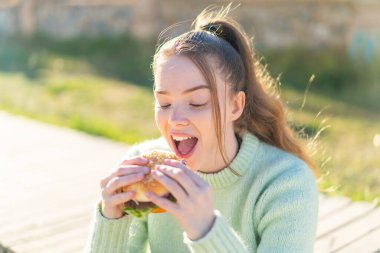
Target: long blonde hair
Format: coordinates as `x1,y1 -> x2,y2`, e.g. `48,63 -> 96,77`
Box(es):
152,5 -> 319,176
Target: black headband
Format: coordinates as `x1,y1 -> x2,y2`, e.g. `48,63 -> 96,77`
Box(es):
200,23 -> 240,54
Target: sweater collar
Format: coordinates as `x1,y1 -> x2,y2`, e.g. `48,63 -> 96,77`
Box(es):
195,131 -> 259,189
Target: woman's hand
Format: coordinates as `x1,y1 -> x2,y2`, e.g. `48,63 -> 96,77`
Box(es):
145,159 -> 216,241
99,157 -> 149,219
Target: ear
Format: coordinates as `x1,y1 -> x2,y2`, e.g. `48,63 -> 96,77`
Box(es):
230,91 -> 245,121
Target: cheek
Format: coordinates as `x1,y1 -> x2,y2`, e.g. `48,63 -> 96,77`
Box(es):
155,110 -> 167,132
191,108 -> 216,137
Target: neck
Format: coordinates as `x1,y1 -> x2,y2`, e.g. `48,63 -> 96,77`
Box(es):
201,131 -> 239,174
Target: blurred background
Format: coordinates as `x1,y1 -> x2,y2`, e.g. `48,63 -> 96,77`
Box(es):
0,0 -> 379,252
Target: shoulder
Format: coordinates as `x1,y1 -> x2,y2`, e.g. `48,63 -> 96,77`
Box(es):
252,140 -> 318,207
122,136 -> 171,159
240,131 -> 316,187
256,140 -> 316,184
252,141 -> 319,216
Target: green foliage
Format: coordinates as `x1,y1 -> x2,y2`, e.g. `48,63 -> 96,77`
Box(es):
290,121 -> 323,138
0,72 -> 159,144
0,34 -> 156,87
259,47 -> 380,112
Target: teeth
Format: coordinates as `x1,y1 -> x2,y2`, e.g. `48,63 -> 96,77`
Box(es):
172,136 -> 194,141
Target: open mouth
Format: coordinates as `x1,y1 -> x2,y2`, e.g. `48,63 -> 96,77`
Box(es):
171,135 -> 198,159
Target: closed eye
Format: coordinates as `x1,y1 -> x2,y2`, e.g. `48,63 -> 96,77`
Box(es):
190,103 -> 207,108
156,103 -> 207,110
156,104 -> 171,109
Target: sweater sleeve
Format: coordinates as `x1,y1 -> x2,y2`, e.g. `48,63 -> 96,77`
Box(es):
254,166 -> 319,253
183,210 -> 250,253
84,143 -> 154,253
84,203 -> 148,253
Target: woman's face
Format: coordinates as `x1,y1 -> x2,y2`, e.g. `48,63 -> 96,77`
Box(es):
154,55 -> 239,172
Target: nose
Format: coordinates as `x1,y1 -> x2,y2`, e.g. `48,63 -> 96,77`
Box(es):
168,106 -> 189,127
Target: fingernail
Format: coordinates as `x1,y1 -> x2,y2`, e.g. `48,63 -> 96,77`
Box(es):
153,170 -> 163,177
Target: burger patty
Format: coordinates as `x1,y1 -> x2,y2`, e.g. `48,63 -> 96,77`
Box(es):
125,193 -> 176,209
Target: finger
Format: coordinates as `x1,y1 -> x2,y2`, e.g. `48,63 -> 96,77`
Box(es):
151,169 -> 188,204
119,156 -> 148,166
145,190 -> 179,215
102,173 -> 145,197
100,165 -> 149,189
105,191 -> 136,207
115,165 -> 150,176
156,164 -> 199,197
164,159 -> 207,187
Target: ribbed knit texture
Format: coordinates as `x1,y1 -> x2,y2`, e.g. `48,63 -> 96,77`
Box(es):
85,132 -> 319,253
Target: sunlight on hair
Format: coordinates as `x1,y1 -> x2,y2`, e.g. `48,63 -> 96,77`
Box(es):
301,74 -> 315,111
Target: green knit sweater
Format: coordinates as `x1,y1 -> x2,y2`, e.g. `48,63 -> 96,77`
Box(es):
85,132 -> 318,253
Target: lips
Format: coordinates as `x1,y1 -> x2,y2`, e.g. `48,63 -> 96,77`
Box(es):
170,134 -> 198,159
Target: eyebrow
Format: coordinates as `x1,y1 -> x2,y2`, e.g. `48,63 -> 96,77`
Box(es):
154,85 -> 210,95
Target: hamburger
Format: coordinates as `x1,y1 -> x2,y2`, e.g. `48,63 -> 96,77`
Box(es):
122,150 -> 179,218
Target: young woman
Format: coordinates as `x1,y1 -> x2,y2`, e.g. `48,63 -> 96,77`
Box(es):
86,5 -> 319,253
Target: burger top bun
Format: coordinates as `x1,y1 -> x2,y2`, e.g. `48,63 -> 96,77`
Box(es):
122,150 -> 179,202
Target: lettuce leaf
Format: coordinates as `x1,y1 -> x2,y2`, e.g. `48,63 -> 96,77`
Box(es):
123,206 -> 152,219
